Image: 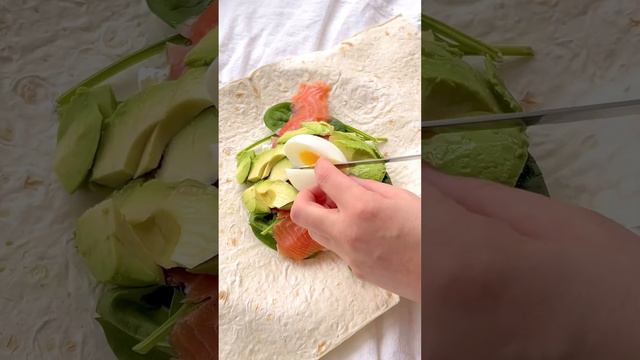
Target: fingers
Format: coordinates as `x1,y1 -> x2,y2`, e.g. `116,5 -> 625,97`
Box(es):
290,187 -> 339,233
314,158 -> 368,209
423,164 -> 567,237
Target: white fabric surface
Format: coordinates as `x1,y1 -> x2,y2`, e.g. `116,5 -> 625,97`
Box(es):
219,1 -> 421,359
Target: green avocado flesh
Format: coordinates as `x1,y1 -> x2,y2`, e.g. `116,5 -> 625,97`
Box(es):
185,28 -> 219,68
77,179 -> 218,281
75,199 -> 163,286
268,158 -> 292,182
91,67 -> 213,188
242,180 -> 297,214
421,29 -> 530,186
247,146 -> 285,182
54,86 -> 117,193
157,107 -> 218,184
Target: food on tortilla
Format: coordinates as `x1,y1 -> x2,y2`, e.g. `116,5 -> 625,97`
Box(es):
91,67 -> 213,188
54,86 -> 117,193
236,81 -> 391,260
52,1 -> 219,358
421,14 -> 549,195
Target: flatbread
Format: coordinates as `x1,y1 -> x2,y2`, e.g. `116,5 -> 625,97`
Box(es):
218,16 -> 421,359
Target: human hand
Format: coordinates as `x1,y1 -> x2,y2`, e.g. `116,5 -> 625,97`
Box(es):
290,158 -> 421,301
423,163 -> 640,359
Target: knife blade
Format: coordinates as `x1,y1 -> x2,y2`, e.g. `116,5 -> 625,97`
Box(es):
295,154 -> 422,169
422,98 -> 640,129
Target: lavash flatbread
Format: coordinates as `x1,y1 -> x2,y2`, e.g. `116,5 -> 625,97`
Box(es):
218,16 -> 420,360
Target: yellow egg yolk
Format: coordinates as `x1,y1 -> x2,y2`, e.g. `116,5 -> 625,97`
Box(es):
299,150 -> 320,165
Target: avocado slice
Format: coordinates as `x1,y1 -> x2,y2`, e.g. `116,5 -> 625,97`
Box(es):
242,185 -> 270,214
255,180 -> 297,210
184,28 -> 219,68
91,68 -> 212,188
75,199 -> 164,286
236,150 -> 255,184
242,180 -> 298,213
162,179 -> 218,268
57,86 -> 117,141
268,158 -> 292,182
135,68 -> 214,177
54,86 -> 117,193
247,146 -> 285,182
156,107 -> 218,184
113,179 -> 173,224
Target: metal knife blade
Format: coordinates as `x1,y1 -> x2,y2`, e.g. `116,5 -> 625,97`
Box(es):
422,98 -> 640,129
295,154 -> 422,169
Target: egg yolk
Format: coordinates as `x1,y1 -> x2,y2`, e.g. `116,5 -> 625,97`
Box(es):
299,150 -> 320,165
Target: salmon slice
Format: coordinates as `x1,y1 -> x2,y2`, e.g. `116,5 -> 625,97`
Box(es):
170,298 -> 218,360
273,211 -> 324,260
184,0 -> 219,44
166,268 -> 217,303
277,82 -> 332,136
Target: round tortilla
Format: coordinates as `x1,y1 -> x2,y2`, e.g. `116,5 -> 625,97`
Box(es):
218,16 -> 421,359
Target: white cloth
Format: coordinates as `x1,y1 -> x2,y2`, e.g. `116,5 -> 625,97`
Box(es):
219,1 -> 421,359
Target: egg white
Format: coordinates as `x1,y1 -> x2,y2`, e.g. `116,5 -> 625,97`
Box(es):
282,134 -> 348,191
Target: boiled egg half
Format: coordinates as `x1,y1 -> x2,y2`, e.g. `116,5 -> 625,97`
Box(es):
283,134 -> 347,191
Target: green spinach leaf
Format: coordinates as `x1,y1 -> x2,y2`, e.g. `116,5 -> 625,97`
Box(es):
329,118 -> 386,142
263,102 -> 293,132
146,0 -> 212,28
97,286 -> 175,358
515,154 -> 550,196
249,213 -> 277,250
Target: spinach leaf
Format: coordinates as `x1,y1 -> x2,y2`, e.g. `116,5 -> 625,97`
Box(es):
329,131 -> 382,160
263,102 -> 292,132
146,0 -> 212,28
515,154 -> 550,197
329,118 -> 386,142
382,172 -> 393,185
97,286 -> 175,358
97,318 -> 172,360
348,163 -> 386,182
249,213 -> 277,250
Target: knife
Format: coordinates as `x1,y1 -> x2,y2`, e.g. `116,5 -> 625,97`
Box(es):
295,154 -> 422,169
422,98 -> 640,129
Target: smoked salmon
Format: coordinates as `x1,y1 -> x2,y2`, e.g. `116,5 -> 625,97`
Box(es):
273,211 -> 324,261
170,299 -> 218,360
166,269 -> 218,360
277,82 -> 332,136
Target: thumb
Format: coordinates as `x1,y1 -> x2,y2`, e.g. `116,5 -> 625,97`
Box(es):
314,158 -> 366,209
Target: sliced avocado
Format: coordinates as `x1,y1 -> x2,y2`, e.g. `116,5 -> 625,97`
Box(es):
157,107 -> 218,184
57,86 -> 116,141
277,121 -> 334,144
246,146 -> 285,182
113,179 -> 173,224
242,185 -> 270,214
268,158 -> 292,182
91,68 -> 212,188
54,86 -> 117,193
255,180 -> 298,210
184,28 -> 219,68
112,179 -> 216,269
135,68 -> 213,177
236,150 -> 255,184
75,199 -> 163,286
162,179 -> 218,268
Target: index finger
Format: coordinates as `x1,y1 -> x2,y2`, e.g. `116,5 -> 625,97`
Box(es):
290,186 -> 339,234
314,157 -> 368,209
